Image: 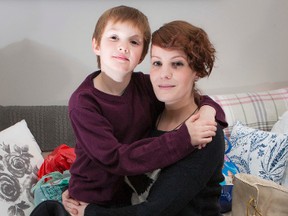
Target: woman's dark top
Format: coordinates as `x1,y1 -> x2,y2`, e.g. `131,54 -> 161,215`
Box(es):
84,125 -> 225,216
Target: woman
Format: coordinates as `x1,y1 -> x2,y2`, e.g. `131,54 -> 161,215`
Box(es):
66,20 -> 225,216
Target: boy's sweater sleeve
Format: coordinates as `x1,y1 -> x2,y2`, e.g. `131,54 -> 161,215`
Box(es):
70,107 -> 194,176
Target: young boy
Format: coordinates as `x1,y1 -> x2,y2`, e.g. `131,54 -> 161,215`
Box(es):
66,5 -> 226,207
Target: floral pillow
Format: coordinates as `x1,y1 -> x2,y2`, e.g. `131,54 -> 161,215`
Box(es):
0,120 -> 44,216
227,121 -> 288,184
271,110 -> 288,186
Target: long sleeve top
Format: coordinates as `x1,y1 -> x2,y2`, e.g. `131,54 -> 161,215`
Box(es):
68,71 -> 227,205
84,125 -> 225,216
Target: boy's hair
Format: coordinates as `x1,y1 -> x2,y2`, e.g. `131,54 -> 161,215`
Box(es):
152,20 -> 215,78
93,5 -> 151,68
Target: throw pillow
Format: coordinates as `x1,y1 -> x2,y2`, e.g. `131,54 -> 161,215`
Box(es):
271,110 -> 288,134
271,110 -> 288,186
0,120 -> 44,216
227,121 -> 288,184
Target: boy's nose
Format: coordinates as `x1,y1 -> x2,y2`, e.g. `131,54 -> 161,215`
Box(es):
118,46 -> 128,53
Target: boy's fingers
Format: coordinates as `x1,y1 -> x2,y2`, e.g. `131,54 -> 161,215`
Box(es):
188,112 -> 200,122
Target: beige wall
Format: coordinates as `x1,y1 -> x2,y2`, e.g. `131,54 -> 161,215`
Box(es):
1,0 -> 288,105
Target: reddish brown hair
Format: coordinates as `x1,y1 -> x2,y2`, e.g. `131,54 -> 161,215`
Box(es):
152,20 -> 215,78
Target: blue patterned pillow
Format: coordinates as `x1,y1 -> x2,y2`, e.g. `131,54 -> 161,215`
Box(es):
227,121 -> 288,184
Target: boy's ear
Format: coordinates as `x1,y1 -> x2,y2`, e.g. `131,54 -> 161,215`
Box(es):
92,38 -> 100,55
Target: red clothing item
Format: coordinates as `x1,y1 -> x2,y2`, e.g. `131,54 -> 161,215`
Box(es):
68,71 -> 227,205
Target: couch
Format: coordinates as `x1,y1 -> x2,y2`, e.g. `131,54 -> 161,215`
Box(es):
0,87 -> 287,215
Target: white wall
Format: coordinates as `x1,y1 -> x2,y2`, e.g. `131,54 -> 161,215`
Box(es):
1,0 -> 288,105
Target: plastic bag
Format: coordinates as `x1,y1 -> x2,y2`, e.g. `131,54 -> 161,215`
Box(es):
38,144 -> 76,180
219,136 -> 240,213
31,170 -> 71,206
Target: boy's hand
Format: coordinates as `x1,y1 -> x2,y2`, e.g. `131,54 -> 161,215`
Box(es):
185,111 -> 217,148
197,105 -> 217,123
196,105 -> 217,149
62,189 -> 81,215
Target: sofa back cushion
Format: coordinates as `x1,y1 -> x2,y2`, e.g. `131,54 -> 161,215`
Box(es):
210,87 -> 288,138
0,106 -> 75,152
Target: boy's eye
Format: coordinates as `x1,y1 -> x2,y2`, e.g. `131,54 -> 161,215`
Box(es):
130,40 -> 140,46
110,35 -> 118,41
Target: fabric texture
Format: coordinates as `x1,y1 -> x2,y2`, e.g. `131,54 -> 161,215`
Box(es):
30,200 -> 69,216
210,87 -> 288,138
271,110 -> 288,186
271,110 -> 288,134
227,121 -> 288,184
0,105 -> 75,152
232,173 -> 288,216
0,120 -> 44,216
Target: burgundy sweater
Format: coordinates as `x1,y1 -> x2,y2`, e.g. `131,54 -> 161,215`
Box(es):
68,71 -> 227,205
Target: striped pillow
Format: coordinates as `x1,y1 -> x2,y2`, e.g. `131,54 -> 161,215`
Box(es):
210,88 -> 288,138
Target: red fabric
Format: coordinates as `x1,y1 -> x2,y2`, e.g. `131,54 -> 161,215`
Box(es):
38,144 -> 76,180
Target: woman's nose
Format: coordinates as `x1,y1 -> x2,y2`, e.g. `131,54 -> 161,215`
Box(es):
160,68 -> 173,79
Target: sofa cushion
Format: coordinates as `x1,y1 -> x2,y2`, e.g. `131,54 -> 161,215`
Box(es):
271,110 -> 288,134
0,120 -> 44,215
271,111 -> 288,186
227,121 -> 288,184
0,106 -> 75,152
210,87 -> 288,138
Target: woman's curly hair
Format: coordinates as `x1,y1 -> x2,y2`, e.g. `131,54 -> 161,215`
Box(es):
152,20 -> 215,78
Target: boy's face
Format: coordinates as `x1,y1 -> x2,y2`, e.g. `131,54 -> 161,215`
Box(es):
150,45 -> 197,106
93,21 -> 144,81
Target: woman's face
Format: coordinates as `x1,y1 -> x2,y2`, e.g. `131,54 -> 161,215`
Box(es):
150,45 -> 197,106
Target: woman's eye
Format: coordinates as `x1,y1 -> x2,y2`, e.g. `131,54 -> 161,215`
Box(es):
172,61 -> 184,68
152,61 -> 162,67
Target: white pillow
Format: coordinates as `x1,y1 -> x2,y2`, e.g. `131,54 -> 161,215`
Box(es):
271,110 -> 288,186
0,120 -> 44,216
271,110 -> 288,134
227,121 -> 288,184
